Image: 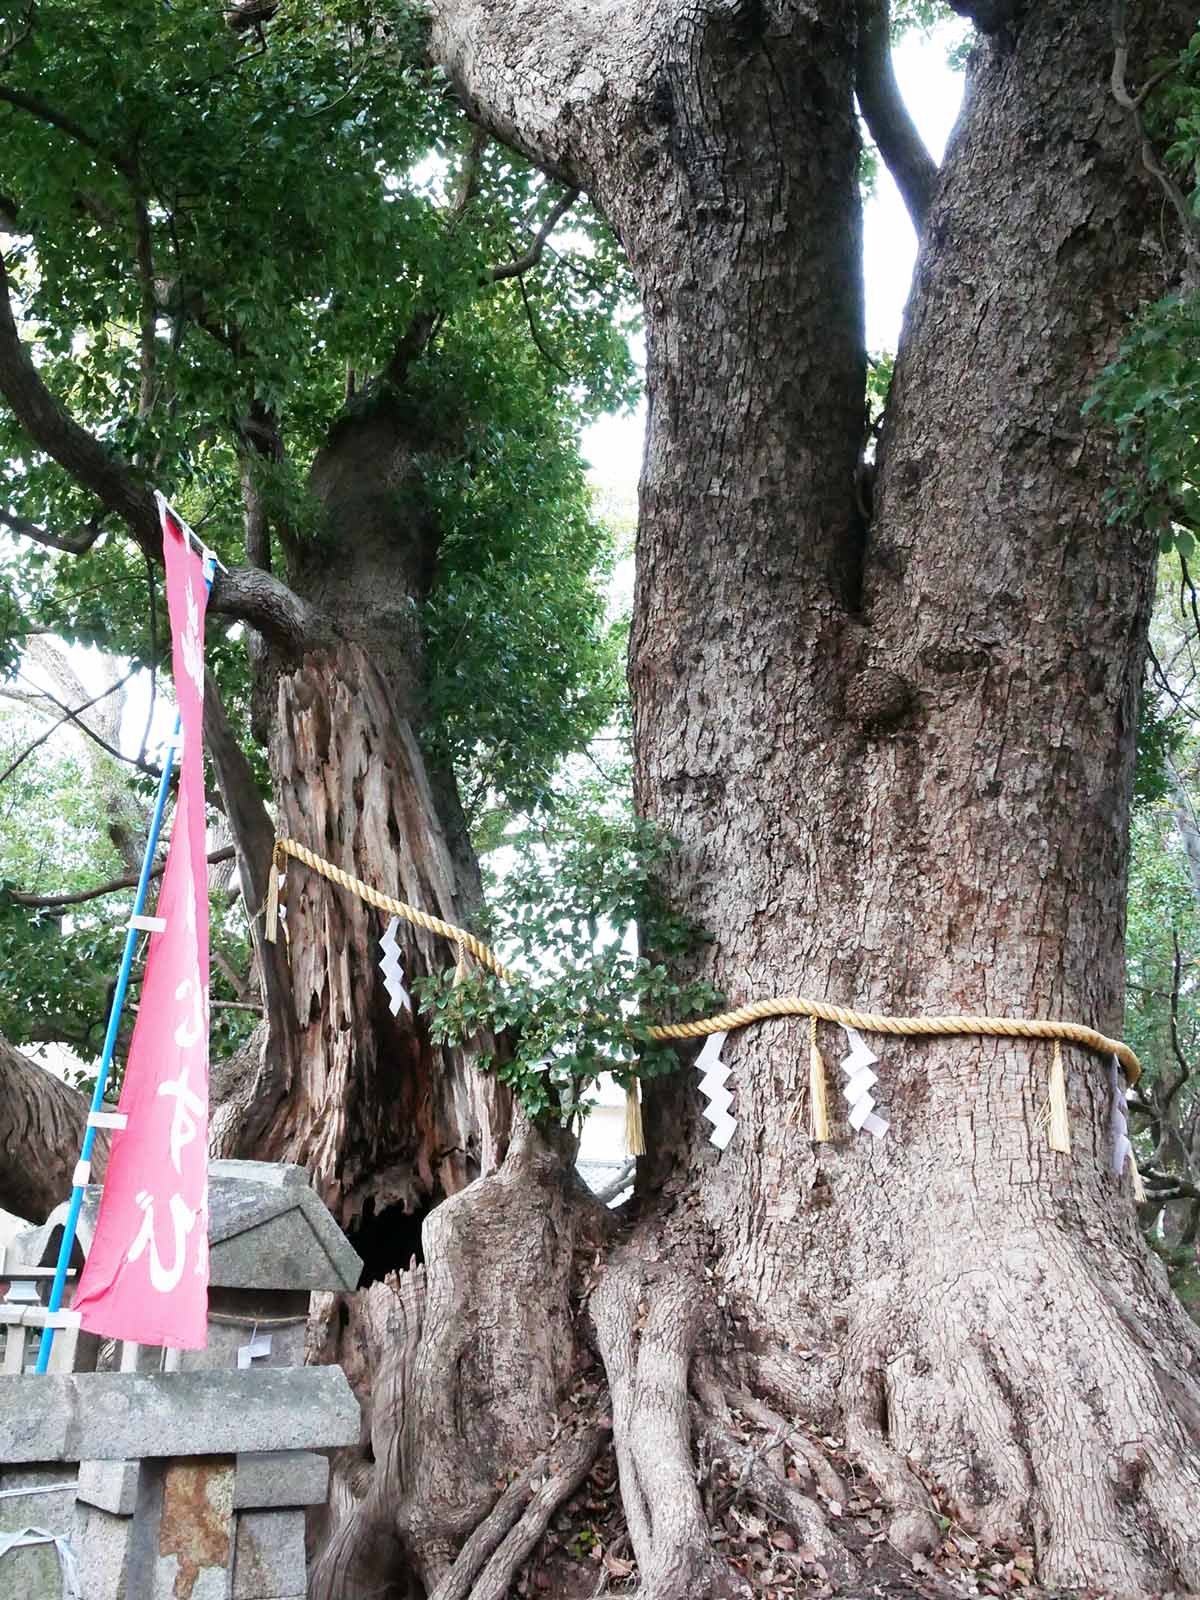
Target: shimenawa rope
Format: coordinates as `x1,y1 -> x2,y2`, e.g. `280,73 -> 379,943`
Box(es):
264,836 -> 1143,1147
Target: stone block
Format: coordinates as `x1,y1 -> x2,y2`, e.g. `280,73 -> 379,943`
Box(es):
231,1509 -> 306,1599
233,1451 -> 328,1510
0,1465 -> 76,1537
74,1502 -> 136,1600
0,1368 -> 361,1462
153,1456 -> 234,1600
0,1527 -> 68,1600
78,1459 -> 140,1516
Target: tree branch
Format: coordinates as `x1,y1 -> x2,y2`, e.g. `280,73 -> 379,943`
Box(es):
1165,927 -> 1194,1119
449,126 -> 489,221
1,247 -> 328,651
2,674 -> 161,779
855,0 -> 938,234
0,245 -> 160,540
0,505 -> 105,554
0,1 -> 34,70
133,194 -> 158,419
487,187 -> 580,282
0,1032 -> 107,1223
202,672 -> 299,1104
0,83 -> 135,180
8,845 -> 236,911
0,664 -> 136,790
1111,0 -> 1200,277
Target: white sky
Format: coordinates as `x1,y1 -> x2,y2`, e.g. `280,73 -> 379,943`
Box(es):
582,19 -> 969,494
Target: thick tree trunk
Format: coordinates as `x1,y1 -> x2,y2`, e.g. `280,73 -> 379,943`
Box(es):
204,397 -> 534,1591
214,397 -> 512,1243
416,3 -> 1200,1597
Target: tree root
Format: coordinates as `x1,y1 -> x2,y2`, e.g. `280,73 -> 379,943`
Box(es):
591,1255 -> 752,1600
445,1424 -> 609,1600
728,1388 -> 849,1506
840,1346 -> 942,1559
428,1453 -> 549,1600
846,1237 -> 1200,1595
696,1410 -> 860,1589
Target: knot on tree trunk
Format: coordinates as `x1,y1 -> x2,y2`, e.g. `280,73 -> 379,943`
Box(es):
843,666 -> 915,735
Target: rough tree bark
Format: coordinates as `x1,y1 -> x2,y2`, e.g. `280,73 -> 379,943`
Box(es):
208,394 -> 512,1242
410,2 -> 1200,1596
0,1033 -> 106,1222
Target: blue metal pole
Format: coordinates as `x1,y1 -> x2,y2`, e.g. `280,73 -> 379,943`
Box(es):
35,555 -> 213,1373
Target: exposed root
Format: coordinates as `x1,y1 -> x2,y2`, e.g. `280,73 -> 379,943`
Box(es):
848,1237 -> 1200,1596
591,1254 -> 751,1600
839,1339 -> 942,1559
428,1453 -> 548,1600
397,1115 -> 584,1586
728,1388 -> 849,1507
697,1411 -> 860,1589
459,1424 -> 609,1600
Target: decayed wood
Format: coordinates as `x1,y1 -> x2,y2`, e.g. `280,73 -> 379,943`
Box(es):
251,639 -> 509,1229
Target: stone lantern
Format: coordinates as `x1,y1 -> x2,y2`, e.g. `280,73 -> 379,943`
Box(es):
0,1160 -> 363,1599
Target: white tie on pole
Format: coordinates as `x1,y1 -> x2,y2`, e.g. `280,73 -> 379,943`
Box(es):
695,1031 -> 736,1150
839,1026 -> 889,1138
379,917 -> 412,1016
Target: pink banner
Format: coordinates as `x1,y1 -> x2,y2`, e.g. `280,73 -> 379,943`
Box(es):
74,502 -> 211,1347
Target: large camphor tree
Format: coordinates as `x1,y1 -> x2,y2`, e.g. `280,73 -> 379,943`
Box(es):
4,0 -> 1200,1596
408,0 -> 1200,1596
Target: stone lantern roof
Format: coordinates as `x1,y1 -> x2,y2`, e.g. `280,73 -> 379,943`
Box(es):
3,1160 -> 362,1294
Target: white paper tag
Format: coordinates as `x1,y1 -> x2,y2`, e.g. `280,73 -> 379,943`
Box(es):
695,1031 -> 737,1150
840,1024 -> 888,1141
378,917 -> 412,1016
237,1329 -> 272,1370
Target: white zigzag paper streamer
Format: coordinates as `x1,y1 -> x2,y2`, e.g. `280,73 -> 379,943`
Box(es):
839,1026 -> 889,1138
695,1031 -> 736,1150
378,917 -> 412,1016
1108,1053 -> 1133,1178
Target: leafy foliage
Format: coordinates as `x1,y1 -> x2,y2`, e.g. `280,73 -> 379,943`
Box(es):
419,788 -> 722,1124
1124,564 -> 1200,1309
0,0 -> 638,1068
0,0 -> 636,789
0,699 -> 255,1069
1086,29 -> 1200,557
891,1 -> 954,35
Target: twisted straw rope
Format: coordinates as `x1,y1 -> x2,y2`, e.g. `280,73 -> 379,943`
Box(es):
270,838 -> 520,983
269,837 -> 1142,1085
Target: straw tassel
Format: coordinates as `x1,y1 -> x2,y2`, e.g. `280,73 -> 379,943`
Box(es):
1130,1151 -> 1147,1202
453,935 -> 468,987
1047,1039 -> 1071,1153
264,844 -> 283,945
625,1078 -> 646,1157
809,1016 -> 830,1142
